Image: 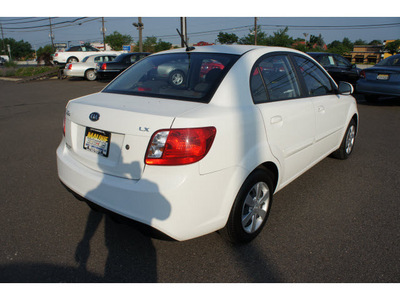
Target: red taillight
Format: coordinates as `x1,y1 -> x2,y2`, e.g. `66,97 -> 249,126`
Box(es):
67,63 -> 72,70
145,127 -> 217,165
360,70 -> 366,79
101,63 -> 107,70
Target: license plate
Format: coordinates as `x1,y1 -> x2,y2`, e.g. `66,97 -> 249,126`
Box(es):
377,74 -> 389,80
83,127 -> 111,157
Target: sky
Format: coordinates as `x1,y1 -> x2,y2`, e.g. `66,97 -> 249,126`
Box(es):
1,1 -> 399,49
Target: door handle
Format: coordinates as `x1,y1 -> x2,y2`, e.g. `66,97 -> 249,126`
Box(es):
270,115 -> 283,124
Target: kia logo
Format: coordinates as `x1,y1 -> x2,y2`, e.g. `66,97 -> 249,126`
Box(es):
89,112 -> 100,122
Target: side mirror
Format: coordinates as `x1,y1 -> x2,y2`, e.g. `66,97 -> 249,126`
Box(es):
338,81 -> 354,95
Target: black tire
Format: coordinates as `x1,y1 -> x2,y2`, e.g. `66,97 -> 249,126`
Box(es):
168,70 -> 185,87
220,168 -> 274,244
67,57 -> 79,63
85,69 -> 96,81
331,119 -> 357,160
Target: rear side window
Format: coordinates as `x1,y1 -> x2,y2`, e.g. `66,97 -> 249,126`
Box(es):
294,55 -> 335,97
250,54 -> 301,103
103,53 -> 239,103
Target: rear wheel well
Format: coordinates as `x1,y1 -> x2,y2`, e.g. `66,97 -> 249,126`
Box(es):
260,162 -> 278,193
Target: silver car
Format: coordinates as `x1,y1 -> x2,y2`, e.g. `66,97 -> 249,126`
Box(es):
64,54 -> 118,81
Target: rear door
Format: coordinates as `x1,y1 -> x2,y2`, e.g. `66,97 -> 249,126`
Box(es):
251,53 -> 316,186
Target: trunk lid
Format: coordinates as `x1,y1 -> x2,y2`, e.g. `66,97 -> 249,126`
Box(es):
64,92 -> 203,180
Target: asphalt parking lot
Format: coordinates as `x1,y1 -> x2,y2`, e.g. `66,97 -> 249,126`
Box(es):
0,78 -> 399,283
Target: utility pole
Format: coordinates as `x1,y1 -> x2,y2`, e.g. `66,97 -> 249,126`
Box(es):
49,17 -> 55,50
101,17 -> 106,50
133,17 -> 144,52
254,17 -> 258,45
0,23 -> 6,54
180,17 -> 188,48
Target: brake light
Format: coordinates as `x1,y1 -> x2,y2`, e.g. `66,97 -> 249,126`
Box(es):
360,70 -> 366,79
55,53 -> 58,57
67,64 -> 72,70
101,63 -> 107,70
145,127 -> 216,165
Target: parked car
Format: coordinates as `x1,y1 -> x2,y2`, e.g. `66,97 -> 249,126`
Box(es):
356,53 -> 400,101
64,54 -> 118,81
154,58 -> 225,87
307,52 -> 361,85
95,52 -> 150,80
57,45 -> 358,243
0,57 -> 5,66
53,45 -> 121,65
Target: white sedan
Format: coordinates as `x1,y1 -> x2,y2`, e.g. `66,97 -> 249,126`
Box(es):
57,45 -> 358,243
64,54 -> 118,81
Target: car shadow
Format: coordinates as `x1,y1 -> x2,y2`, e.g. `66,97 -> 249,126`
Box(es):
354,94 -> 400,107
63,142 -> 171,282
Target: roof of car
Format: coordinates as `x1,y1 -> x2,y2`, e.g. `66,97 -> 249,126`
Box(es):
153,45 -> 300,56
307,52 -> 331,55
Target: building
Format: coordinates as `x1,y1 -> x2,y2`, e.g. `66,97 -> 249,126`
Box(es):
350,40 -> 398,64
350,45 -> 382,64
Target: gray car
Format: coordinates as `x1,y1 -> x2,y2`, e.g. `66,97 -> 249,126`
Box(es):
64,54 -> 118,81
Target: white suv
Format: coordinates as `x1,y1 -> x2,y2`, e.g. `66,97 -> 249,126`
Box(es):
57,45 -> 358,243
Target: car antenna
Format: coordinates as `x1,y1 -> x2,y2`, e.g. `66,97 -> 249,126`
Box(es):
176,28 -> 195,52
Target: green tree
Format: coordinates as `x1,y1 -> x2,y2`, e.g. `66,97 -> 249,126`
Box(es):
238,26 -> 268,45
369,40 -> 382,45
309,34 -> 325,48
134,36 -> 172,53
0,38 -> 34,60
354,39 -> 367,45
327,38 -> 354,56
385,39 -> 400,55
154,39 -> 172,52
268,27 -> 293,47
217,32 -> 239,44
36,44 -> 54,66
104,31 -> 133,51
342,37 -> 354,50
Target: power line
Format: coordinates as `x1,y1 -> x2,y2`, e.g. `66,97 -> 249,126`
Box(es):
1,17 -> 88,30
0,17 -> 37,23
0,17 -> 54,25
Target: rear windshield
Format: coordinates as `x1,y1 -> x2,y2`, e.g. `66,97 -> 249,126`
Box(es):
376,55 -> 400,67
102,52 -> 240,102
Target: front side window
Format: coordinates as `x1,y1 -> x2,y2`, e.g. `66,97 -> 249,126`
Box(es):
318,55 -> 336,67
294,55 -> 334,97
103,53 -> 239,102
335,55 -> 351,67
250,54 -> 301,103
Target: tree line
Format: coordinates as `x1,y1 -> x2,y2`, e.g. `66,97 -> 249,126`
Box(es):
1,27 -> 399,62
217,26 -> 400,55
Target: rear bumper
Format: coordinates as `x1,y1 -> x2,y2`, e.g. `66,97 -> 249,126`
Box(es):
64,69 -> 83,78
56,139 -> 243,241
95,70 -> 120,79
356,80 -> 400,97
